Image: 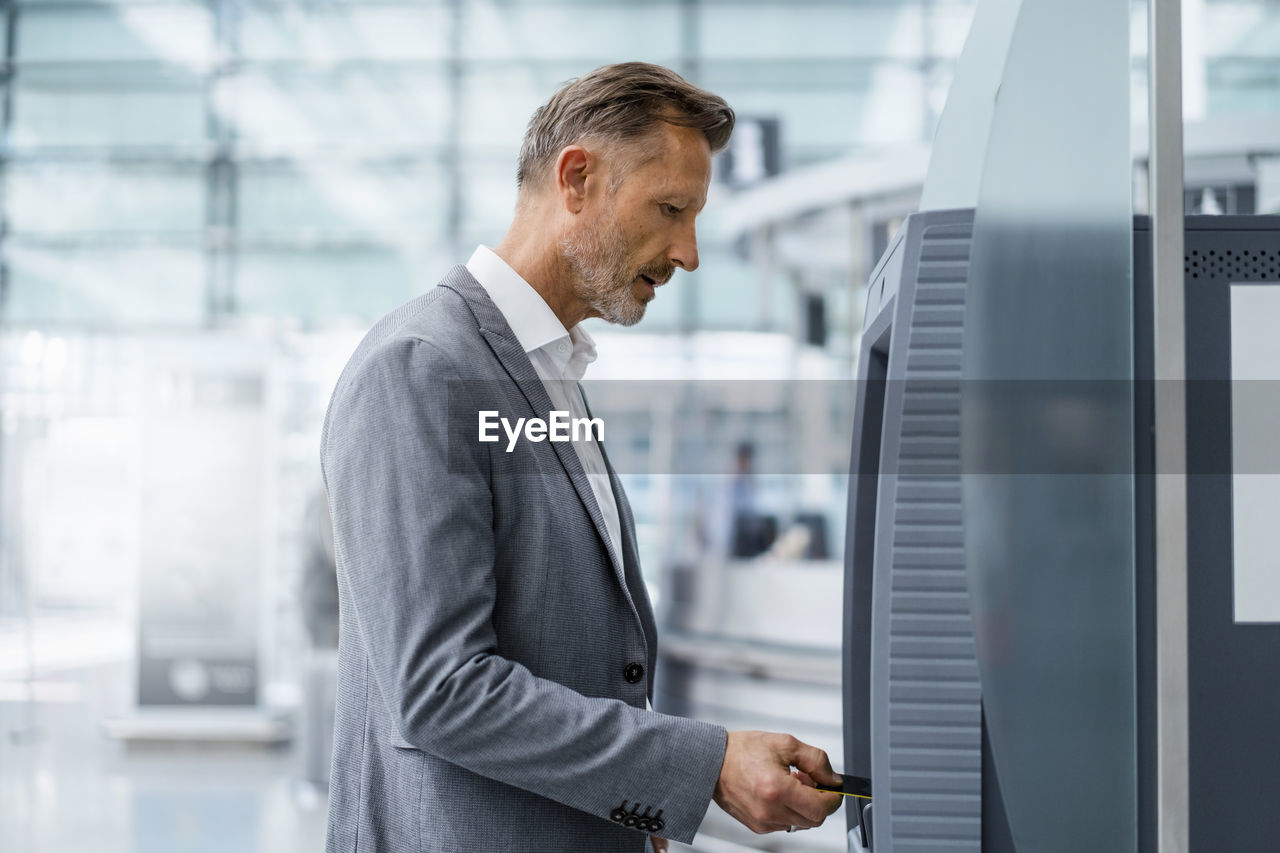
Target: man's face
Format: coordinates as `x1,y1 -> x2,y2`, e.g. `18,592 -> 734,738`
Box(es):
561,123 -> 713,326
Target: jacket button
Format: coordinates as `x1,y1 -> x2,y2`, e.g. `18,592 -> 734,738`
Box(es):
623,662 -> 645,684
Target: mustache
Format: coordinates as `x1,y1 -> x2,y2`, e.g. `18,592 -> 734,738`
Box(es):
639,263 -> 676,285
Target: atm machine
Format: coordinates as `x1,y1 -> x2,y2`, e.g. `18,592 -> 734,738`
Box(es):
842,209 -> 1280,851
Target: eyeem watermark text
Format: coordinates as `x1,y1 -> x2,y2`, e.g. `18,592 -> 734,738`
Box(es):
478,410 -> 604,452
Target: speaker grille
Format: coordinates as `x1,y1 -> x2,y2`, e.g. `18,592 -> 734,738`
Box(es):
1185,248 -> 1280,281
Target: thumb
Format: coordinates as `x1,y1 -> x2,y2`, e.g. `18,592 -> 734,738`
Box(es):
791,768 -> 817,787
781,737 -> 842,787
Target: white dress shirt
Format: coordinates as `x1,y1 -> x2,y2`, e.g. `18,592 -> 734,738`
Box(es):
465,245 -> 624,570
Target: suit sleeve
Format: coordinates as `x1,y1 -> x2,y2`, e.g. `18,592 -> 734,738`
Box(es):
321,336 -> 727,843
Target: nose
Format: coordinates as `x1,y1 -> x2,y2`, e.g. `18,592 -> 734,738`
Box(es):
670,222 -> 699,273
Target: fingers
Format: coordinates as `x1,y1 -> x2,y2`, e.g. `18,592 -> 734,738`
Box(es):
721,801 -> 829,835
775,735 -> 843,822
714,731 -> 844,835
748,794 -> 830,833
776,735 -> 842,787
785,782 -> 844,824
780,804 -> 825,830
649,835 -> 668,853
715,798 -> 779,835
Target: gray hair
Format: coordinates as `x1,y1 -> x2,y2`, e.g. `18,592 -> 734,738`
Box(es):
516,62 -> 735,192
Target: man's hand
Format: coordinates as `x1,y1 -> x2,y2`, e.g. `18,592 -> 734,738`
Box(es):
713,730 -> 844,834
649,835 -> 668,853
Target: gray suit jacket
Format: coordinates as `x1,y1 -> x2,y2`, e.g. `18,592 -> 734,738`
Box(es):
321,267 -> 728,852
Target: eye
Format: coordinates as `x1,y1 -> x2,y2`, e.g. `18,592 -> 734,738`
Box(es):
661,203 -> 682,217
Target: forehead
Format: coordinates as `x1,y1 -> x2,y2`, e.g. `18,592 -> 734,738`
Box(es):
628,123 -> 713,199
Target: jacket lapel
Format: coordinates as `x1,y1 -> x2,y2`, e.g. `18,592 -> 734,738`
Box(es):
601,440 -> 658,679
579,383 -> 657,672
439,266 -> 628,590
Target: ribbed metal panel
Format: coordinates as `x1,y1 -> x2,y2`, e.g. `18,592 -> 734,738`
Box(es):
882,221 -> 980,851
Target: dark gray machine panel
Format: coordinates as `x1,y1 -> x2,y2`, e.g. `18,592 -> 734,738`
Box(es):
1165,217 -> 1280,852
846,212 -> 1280,852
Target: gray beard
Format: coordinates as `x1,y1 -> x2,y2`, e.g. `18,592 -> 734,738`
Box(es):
560,208 -> 648,327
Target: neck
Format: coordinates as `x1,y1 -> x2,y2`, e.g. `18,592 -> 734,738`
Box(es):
494,207 -> 592,330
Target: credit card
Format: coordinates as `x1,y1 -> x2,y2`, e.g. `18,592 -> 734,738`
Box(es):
813,773 -> 872,800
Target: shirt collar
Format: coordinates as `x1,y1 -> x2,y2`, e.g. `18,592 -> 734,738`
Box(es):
465,245 -> 597,380
564,322 -> 598,382
466,245 -> 571,354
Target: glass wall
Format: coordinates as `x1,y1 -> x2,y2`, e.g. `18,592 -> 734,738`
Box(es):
1,0 -> 979,334
5,0 -> 1280,332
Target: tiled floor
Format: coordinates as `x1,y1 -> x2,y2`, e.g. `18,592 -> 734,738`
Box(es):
0,660 -> 835,853
0,664 -> 328,853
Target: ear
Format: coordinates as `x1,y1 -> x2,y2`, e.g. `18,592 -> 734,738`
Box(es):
554,145 -> 594,214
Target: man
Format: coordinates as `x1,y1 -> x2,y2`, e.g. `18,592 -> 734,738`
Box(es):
322,62 -> 843,852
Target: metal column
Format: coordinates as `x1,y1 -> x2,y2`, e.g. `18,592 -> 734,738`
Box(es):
0,0 -> 16,322
444,0 -> 463,263
1148,0 -> 1188,850
206,0 -> 240,323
